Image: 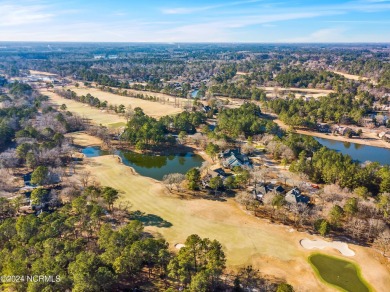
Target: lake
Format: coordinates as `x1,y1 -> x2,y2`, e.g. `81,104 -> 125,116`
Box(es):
309,253 -> 371,292
82,147 -> 204,180
313,137 -> 390,165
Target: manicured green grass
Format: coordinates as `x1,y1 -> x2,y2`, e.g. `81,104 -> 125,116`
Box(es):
309,253 -> 372,292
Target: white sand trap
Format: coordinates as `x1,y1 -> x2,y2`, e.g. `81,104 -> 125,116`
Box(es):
300,239 -> 355,256
175,243 -> 185,250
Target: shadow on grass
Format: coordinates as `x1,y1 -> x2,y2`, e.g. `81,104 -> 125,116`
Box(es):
131,210 -> 172,228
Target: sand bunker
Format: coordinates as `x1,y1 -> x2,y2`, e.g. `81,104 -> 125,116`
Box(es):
174,243 -> 185,250
300,239 -> 355,257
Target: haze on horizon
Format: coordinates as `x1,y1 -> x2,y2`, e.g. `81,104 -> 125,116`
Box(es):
0,0 -> 390,43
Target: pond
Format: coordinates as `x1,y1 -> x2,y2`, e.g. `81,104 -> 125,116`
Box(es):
313,137 -> 390,165
82,147 -> 204,180
309,253 -> 371,292
191,89 -> 199,98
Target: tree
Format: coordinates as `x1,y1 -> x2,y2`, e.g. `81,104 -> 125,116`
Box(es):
30,188 -> 49,206
329,205 -> 344,226
178,131 -> 187,144
118,104 -> 125,113
79,170 -> 91,188
15,214 -> 39,242
31,166 -> 49,185
209,176 -> 223,196
354,186 -> 370,199
281,158 -> 288,169
163,173 -> 185,193
315,219 -> 330,236
69,251 -> 116,291
60,104 -> 67,111
188,270 -> 209,292
205,143 -> 220,161
0,149 -> 19,171
237,265 -> 262,290
168,235 -> 226,288
186,168 -> 201,190
102,186 -> 119,211
272,194 -> 286,211
234,167 -> 250,187
373,232 -> 390,257
236,192 -> 259,211
16,143 -> 31,161
11,196 -> 24,213
224,176 -> 236,190
344,197 -> 358,217
113,242 -> 143,280
377,193 -> 390,218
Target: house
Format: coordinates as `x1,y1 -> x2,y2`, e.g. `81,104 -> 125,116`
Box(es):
379,131 -> 390,142
213,168 -> 227,177
274,185 -> 286,194
201,168 -> 228,188
285,188 -> 310,204
202,105 -> 212,113
334,126 -> 355,137
252,183 -> 285,200
316,123 -> 331,133
265,184 -> 285,194
93,54 -> 105,59
221,149 -> 252,169
252,184 -> 267,200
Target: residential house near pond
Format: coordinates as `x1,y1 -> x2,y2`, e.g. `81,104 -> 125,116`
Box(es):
220,149 -> 252,169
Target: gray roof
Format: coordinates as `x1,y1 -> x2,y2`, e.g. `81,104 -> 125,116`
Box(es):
285,188 -> 310,204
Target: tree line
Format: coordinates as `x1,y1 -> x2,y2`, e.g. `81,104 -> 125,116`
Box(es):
267,93 -> 371,128
121,108 -> 206,150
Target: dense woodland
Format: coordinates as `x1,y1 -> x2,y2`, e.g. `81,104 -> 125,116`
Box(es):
215,103 -> 279,138
267,93 -> 372,128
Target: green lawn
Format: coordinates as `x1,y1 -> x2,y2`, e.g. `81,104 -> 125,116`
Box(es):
309,253 -> 372,292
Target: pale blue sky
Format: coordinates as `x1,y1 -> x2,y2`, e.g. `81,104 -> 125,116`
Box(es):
0,0 -> 389,42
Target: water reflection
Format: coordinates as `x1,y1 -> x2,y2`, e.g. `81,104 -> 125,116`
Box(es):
82,147 -> 204,180
312,137 -> 390,165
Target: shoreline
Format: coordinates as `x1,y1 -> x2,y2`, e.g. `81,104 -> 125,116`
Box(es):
69,131 -> 214,181
273,119 -> 390,150
296,128 -> 390,150
214,96 -> 390,150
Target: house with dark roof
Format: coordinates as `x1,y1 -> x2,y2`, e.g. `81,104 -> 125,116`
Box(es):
220,149 -> 251,169
266,184 -> 285,194
202,105 -> 212,113
285,188 -> 310,204
252,183 -> 285,201
316,123 -> 331,133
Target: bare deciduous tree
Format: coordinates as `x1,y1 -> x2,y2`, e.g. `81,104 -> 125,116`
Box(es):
162,173 -> 186,193
79,170 -> 91,188
373,232 -> 390,257
0,150 -> 19,172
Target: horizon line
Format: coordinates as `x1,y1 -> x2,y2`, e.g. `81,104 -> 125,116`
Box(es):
1,41 -> 390,45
